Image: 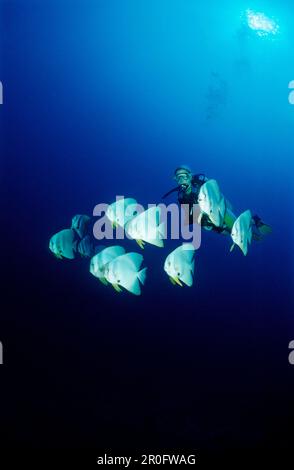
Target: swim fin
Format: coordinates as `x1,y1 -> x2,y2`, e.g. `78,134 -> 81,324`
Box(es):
252,215 -> 272,240
258,223 -> 272,236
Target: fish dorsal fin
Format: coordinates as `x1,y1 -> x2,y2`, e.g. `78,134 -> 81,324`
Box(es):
113,197 -> 136,210
97,246 -> 125,269
180,243 -> 195,263
241,209 -> 252,229
101,246 -> 125,261
118,252 -> 143,271
107,198 -> 138,227
170,244 -> 194,266
178,245 -> 195,286
203,179 -> 220,200
124,198 -> 137,207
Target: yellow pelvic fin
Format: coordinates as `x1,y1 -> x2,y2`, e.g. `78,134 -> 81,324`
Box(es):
230,243 -> 235,252
112,283 -> 122,293
171,276 -> 183,287
136,239 -> 145,249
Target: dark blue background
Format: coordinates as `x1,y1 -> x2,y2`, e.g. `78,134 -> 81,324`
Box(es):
1,0 -> 293,457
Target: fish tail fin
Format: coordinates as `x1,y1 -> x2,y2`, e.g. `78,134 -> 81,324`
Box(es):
138,267 -> 147,285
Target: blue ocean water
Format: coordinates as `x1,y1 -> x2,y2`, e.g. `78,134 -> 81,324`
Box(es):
1,0 -> 294,457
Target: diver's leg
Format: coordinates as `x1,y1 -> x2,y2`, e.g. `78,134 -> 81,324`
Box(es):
252,215 -> 272,240
252,215 -> 272,234
201,208 -> 236,235
222,207 -> 237,232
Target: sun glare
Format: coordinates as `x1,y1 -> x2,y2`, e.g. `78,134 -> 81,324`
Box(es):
246,9 -> 279,37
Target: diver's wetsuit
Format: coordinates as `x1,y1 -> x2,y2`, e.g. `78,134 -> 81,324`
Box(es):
163,174 -> 270,238
177,174 -> 228,233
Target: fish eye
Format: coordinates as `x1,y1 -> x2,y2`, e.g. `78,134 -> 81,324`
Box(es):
117,279 -> 121,283
177,272 -> 181,276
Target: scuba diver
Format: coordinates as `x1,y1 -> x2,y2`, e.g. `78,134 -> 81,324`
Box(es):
162,165 -> 271,240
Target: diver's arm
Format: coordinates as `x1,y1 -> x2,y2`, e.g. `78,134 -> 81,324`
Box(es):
192,173 -> 208,186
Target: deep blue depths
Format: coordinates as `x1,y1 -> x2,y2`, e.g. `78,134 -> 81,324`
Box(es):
1,0 -> 294,454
